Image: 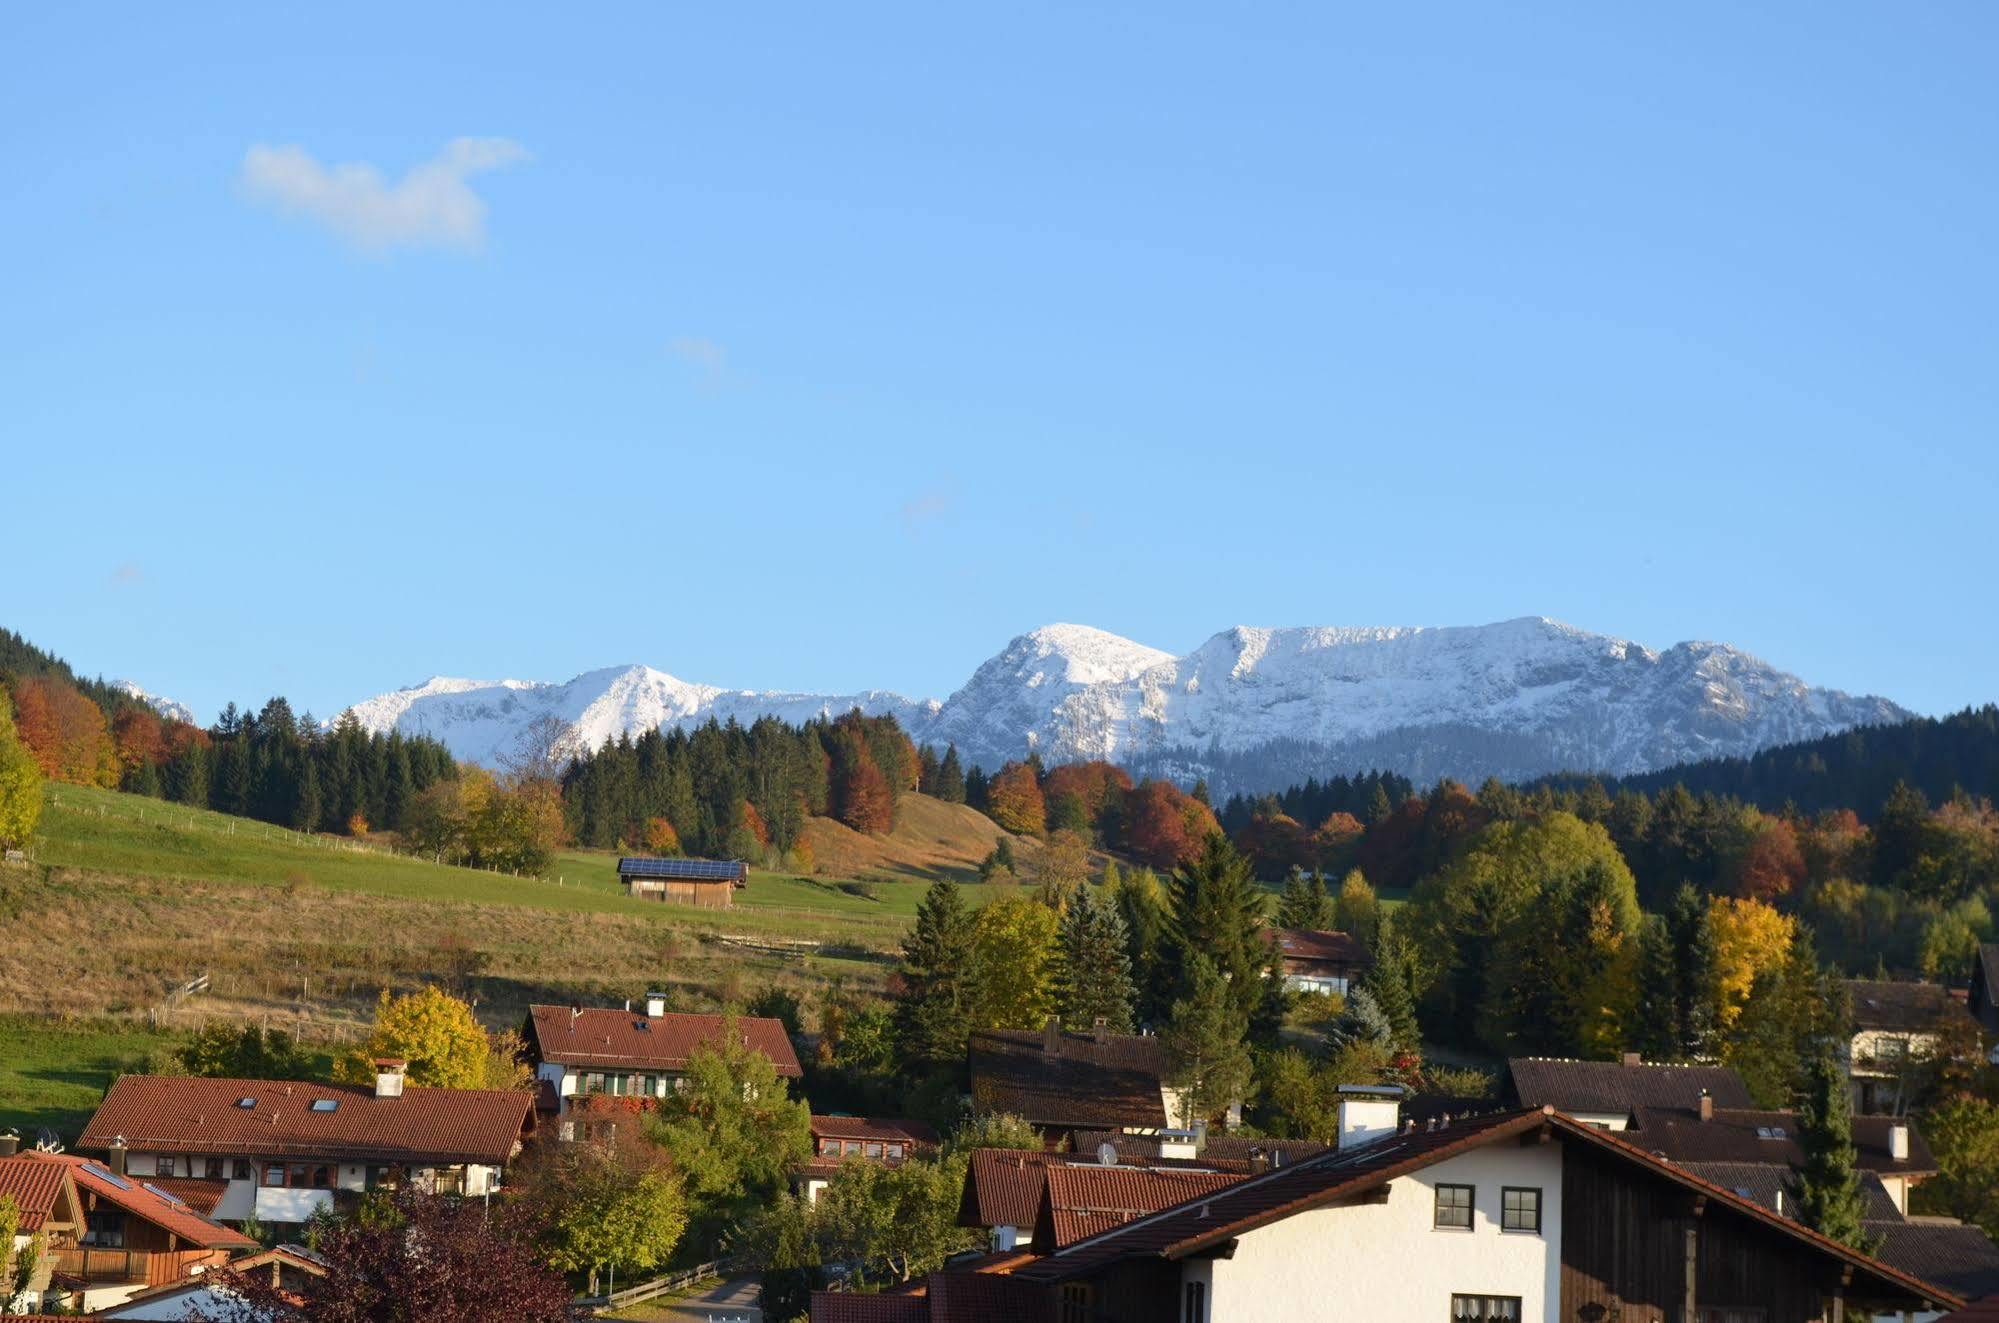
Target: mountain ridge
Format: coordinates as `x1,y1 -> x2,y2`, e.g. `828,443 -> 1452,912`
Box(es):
331,617 -> 1910,794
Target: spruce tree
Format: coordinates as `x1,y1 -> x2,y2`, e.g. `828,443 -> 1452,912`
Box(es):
892,881 -> 976,1072
1056,889 -> 1136,1032
1276,868 -> 1317,928
1162,834 -> 1268,1023
1632,914 -> 1682,1062
1360,923 -> 1421,1051
1161,955 -> 1254,1127
1793,1048 -> 1874,1249
1328,985 -> 1394,1053
936,746 -> 966,804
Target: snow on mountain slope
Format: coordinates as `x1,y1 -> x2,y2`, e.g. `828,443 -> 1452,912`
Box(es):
336,618 -> 1908,792
113,679 -> 195,724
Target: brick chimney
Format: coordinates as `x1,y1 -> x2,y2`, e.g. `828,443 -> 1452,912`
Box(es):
1622,1051 -> 1643,1067
374,1059 -> 408,1099
1697,1088 -> 1713,1123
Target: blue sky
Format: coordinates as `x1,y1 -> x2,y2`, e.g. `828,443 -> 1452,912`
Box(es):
4,4 -> 1996,724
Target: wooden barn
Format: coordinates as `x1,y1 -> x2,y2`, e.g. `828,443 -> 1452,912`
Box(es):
617,856 -> 747,908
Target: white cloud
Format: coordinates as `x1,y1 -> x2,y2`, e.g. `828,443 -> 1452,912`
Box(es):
240,137 -> 529,251
667,337 -> 728,374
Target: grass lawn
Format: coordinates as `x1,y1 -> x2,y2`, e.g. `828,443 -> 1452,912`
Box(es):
0,1015 -> 184,1141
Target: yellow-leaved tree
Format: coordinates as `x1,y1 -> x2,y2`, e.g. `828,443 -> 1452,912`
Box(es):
0,685 -> 43,851
339,986 -> 524,1090
1703,896 -> 1795,1035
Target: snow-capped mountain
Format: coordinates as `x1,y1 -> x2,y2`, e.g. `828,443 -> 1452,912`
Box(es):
336,618 -> 1909,793
113,679 -> 195,725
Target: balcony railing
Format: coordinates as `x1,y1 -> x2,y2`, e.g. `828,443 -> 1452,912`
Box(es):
53,1246 -> 146,1283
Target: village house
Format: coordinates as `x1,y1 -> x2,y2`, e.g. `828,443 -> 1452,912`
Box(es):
793,1115 -> 940,1203
1269,927 -> 1373,997
92,1244 -> 329,1321
75,1062 -> 536,1228
968,1017 -> 1189,1144
522,997 -> 802,1134
824,1090 -> 1969,1323
0,1150 -> 86,1314
0,1144 -> 255,1315
617,856 -> 747,907
1969,946 -> 1999,1055
1843,979 -> 1973,1113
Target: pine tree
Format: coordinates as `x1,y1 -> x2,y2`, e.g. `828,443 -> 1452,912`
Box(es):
1162,834 -> 1267,1023
1276,868 -> 1330,929
1360,923 -> 1421,1051
1632,914 -> 1682,1061
1056,889 -> 1136,1032
935,746 -> 966,804
892,881 -> 976,1071
1161,955 -> 1253,1127
1792,1047 -> 1874,1249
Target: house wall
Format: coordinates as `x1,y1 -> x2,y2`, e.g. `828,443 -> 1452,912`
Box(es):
1199,1143 -> 1564,1321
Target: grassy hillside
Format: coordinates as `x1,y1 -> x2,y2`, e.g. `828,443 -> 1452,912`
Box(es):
0,784 -> 1035,1140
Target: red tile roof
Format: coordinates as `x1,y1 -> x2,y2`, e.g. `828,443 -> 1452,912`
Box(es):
958,1148 -> 1056,1230
1036,1165 -> 1243,1249
145,1176 -> 230,1216
24,1152 -> 255,1250
526,1007 -> 803,1077
967,1027 -> 1166,1130
809,1291 -> 930,1323
78,1075 -> 536,1167
0,1156 -> 75,1231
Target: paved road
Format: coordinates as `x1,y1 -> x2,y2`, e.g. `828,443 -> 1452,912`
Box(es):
606,1275 -> 761,1323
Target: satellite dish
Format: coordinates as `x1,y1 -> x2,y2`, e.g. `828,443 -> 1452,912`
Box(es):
1096,1142 -> 1118,1167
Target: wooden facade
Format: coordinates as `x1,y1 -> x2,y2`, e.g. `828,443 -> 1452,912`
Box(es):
1560,1141 -> 1902,1322
623,875 -> 735,907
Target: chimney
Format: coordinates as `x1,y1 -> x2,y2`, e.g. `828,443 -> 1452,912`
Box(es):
1697,1089 -> 1713,1123
1247,1147 -> 1270,1175
644,991 -> 668,1018
0,1131 -> 18,1157
1622,1051 -> 1643,1067
1774,1187 -> 1786,1216
1889,1123 -> 1909,1163
1041,1015 -> 1061,1057
107,1137 -> 128,1175
1336,1084 -> 1403,1151
1157,1129 -> 1199,1160
1091,1015 -> 1109,1042
374,1059 -> 408,1099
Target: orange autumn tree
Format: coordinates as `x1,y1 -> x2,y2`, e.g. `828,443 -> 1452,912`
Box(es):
1731,813 -> 1807,902
10,676 -> 117,787
643,816 -> 683,855
1123,779 -> 1218,870
830,726 -> 893,834
984,761 -> 1046,837
110,706 -> 166,781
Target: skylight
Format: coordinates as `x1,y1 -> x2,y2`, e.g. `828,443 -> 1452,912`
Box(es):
236,1097 -> 256,1108
310,1099 -> 338,1112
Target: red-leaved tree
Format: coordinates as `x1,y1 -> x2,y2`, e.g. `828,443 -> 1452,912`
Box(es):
984,761 -> 1047,837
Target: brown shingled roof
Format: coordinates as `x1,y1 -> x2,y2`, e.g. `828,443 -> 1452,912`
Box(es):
967,1026 -> 1166,1130
1505,1056 -> 1754,1115
79,1075 -> 535,1167
1867,1220 -> 1999,1301
526,1007 -> 802,1077
1629,1106 -> 1936,1175
811,1115 -> 940,1146
1846,979 -> 1968,1034
1269,927 -> 1371,969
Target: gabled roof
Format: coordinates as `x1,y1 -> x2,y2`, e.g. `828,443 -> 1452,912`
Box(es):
0,1156 -> 78,1232
1505,1056 -> 1754,1115
1035,1164 -> 1243,1249
1845,979 -> 1966,1034
1677,1162 -> 1902,1222
24,1151 -> 255,1250
79,1075 -> 536,1167
526,1007 -> 803,1077
1010,1109 -> 1966,1309
968,1026 -> 1166,1130
1069,1130 -> 1328,1171
1629,1106 -> 1936,1175
146,1175 -> 230,1216
810,1115 -> 940,1146
1867,1220 -> 1999,1301
617,856 -> 746,883
1269,927 -> 1371,967
958,1148 -> 1056,1230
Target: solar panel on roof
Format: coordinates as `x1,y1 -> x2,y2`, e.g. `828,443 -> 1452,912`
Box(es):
83,1162 -> 132,1191
141,1182 -> 187,1207
617,857 -> 743,880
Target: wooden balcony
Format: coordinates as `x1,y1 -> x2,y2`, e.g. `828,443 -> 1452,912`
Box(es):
53,1245 -> 146,1284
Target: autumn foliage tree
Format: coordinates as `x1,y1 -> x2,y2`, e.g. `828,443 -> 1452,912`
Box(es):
10,675 -> 117,787
0,685 -> 41,850
642,815 -> 683,855
983,761 -> 1046,837
832,730 -> 894,835
1123,780 -> 1220,871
